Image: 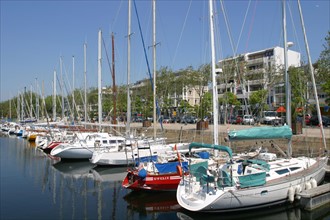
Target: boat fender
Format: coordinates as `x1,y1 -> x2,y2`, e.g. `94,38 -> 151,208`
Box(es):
138,168 -> 147,179
295,185 -> 302,200
310,178 -> 317,188
177,165 -> 183,177
288,186 -> 295,203
305,181 -> 311,190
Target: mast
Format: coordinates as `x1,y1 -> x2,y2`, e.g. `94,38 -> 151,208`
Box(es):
126,0 -> 132,137
209,0 -> 219,145
22,87 -> 26,121
53,69 -> 57,121
152,0 -> 156,140
112,32 -> 117,125
17,91 -> 20,121
297,0 -> 327,150
35,78 -> 39,121
30,84 -> 33,118
282,0 -> 292,157
283,0 -> 291,129
98,29 -> 102,130
60,56 -> 64,120
42,80 -> 45,119
9,97 -> 11,120
84,43 -> 87,127
72,55 -> 75,122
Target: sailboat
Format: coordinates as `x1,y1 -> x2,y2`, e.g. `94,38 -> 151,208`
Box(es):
176,0 -> 328,212
91,0 -> 191,168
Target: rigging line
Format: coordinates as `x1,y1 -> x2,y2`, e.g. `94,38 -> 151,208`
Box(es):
220,0 -> 236,56
133,0 -> 161,123
287,0 -> 302,54
245,0 -> 258,52
109,0 -> 123,33
219,0 -> 250,115
170,0 -> 192,68
133,0 -> 153,89
102,36 -> 114,82
235,0 -> 252,54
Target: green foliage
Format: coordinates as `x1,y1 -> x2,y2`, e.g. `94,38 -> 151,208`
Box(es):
289,66 -> 308,122
249,89 -> 268,115
316,31 -> 330,104
197,92 -> 212,119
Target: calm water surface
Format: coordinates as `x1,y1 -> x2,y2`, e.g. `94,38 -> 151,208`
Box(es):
0,136 -> 329,220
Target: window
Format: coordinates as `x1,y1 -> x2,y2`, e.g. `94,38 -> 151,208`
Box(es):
275,169 -> 289,175
289,167 -> 300,172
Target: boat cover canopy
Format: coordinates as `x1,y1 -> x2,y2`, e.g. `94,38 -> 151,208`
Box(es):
155,161 -> 188,174
228,125 -> 292,141
244,159 -> 270,171
189,142 -> 232,158
238,172 -> 266,188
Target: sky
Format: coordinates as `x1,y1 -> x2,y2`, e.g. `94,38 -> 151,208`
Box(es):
1,0 -> 329,102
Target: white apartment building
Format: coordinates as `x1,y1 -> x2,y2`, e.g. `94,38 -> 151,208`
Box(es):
217,46 -> 301,111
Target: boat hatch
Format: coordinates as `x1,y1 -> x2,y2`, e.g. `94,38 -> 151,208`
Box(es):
275,168 -> 289,175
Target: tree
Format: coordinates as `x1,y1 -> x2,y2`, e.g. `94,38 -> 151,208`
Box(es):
289,66 -> 308,123
196,92 -> 212,120
316,31 -> 330,104
249,89 -> 269,117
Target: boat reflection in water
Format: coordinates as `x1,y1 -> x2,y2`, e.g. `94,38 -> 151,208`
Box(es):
177,200 -> 330,220
1,136 -> 329,220
91,166 -> 128,182
124,191 -> 182,213
53,160 -> 96,177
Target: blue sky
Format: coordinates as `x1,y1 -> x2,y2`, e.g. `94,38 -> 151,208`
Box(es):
1,0 -> 329,102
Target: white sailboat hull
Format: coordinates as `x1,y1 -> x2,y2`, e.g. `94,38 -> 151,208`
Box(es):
177,157 -> 327,212
50,144 -> 94,159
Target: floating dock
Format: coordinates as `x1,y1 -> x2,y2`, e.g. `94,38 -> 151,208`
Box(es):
298,183 -> 330,211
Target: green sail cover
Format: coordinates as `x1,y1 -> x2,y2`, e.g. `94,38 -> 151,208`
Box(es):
189,142 -> 233,158
228,125 -> 292,141
238,172 -> 266,188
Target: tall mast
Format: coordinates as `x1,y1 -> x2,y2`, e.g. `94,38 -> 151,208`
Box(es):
9,97 -> 11,120
126,0 -> 132,136
297,0 -> 327,150
72,55 -> 75,122
35,78 -> 39,121
282,0 -> 292,157
112,32 -> 117,125
42,80 -> 45,119
17,91 -> 20,121
30,84 -> 33,118
84,43 -> 87,127
22,87 -> 26,121
283,0 -> 291,129
152,0 -> 156,140
209,0 -> 218,145
53,69 -> 57,121
98,29 -> 102,130
60,56 -> 64,120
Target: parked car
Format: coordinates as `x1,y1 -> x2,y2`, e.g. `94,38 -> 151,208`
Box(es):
308,115 -> 330,127
162,116 -> 174,123
236,115 -> 243,124
180,115 -> 198,124
243,115 -> 255,125
227,116 -> 236,124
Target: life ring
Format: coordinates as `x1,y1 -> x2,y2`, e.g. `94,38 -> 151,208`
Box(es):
177,165 -> 183,177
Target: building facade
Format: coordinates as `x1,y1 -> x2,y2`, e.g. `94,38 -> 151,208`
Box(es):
217,46 -> 301,113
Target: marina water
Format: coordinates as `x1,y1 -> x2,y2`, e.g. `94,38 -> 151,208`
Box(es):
1,136 -> 329,220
